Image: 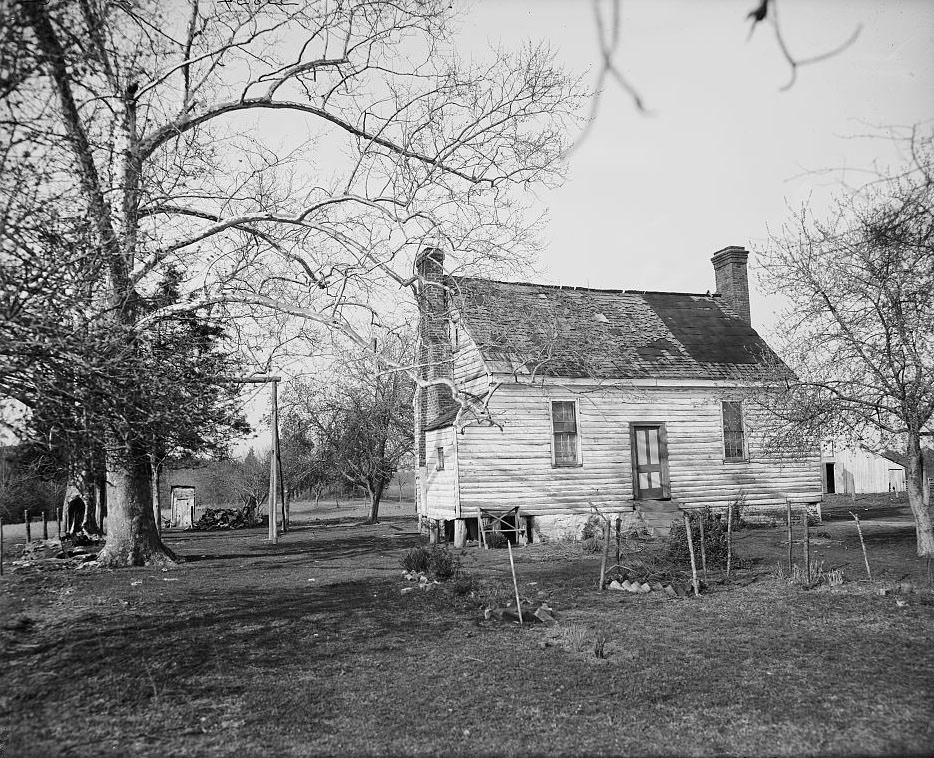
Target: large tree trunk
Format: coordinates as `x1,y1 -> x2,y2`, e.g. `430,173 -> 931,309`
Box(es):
96,444 -> 178,567
905,432 -> 934,557
62,472 -> 103,537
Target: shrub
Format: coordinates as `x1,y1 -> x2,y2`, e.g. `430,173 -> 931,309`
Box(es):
666,507 -> 732,568
727,492 -> 746,530
581,514 -> 604,541
581,536 -> 603,554
484,531 -> 508,549
400,546 -> 431,574
428,545 -> 461,580
450,573 -> 479,597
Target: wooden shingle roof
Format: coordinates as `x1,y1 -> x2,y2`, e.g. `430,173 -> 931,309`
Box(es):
451,276 -> 784,381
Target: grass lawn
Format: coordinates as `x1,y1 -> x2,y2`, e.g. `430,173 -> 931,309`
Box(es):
1,494 -> 932,756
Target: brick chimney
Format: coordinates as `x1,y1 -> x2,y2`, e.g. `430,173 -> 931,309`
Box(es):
415,247 -> 453,466
711,246 -> 751,324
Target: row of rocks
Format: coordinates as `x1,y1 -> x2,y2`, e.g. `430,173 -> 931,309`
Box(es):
607,578 -> 697,597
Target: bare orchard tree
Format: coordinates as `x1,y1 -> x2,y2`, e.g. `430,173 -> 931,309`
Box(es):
4,0 -> 583,564
278,421 -> 334,508
759,129 -> 934,556
283,335 -> 414,523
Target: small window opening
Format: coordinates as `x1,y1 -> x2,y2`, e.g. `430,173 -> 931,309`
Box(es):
436,446 -> 445,471
722,401 -> 745,461
551,400 -> 579,466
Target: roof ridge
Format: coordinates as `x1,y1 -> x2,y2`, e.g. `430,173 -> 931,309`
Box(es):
451,275 -> 715,298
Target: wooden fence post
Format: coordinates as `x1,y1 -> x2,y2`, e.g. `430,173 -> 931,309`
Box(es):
1,517 -> 4,576
803,506 -> 811,584
24,510 -> 30,543
683,511 -> 700,597
785,500 -> 793,573
599,518 -> 611,591
850,511 -> 873,581
726,502 -> 733,579
507,542 -> 523,624
42,511 -> 48,541
697,512 -> 707,579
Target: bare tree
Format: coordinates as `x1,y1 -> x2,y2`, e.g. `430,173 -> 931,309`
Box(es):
760,129 -> 934,556
283,335 -> 414,523
2,0 -> 582,564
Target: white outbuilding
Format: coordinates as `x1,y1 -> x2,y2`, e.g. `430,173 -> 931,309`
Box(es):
821,442 -> 906,495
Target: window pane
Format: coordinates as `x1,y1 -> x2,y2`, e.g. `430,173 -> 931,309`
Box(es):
637,430 -> 648,464
553,402 -> 579,465
552,401 -> 576,428
639,472 -> 649,490
648,428 -> 659,464
722,401 -> 742,432
555,432 -> 578,465
722,401 -> 745,459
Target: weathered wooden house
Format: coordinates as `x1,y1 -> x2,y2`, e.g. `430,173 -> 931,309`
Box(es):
414,246 -> 822,546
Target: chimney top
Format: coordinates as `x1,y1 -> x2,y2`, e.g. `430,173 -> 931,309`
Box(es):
416,246 -> 445,266
711,245 -> 751,324
711,245 -> 748,264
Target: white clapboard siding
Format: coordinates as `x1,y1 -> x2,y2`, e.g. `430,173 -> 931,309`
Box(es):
826,447 -> 907,494
421,427 -> 459,518
446,381 -> 821,517
452,336 -> 488,396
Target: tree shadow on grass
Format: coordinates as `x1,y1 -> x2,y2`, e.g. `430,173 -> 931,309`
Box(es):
170,528 -> 424,564
7,576 -> 459,687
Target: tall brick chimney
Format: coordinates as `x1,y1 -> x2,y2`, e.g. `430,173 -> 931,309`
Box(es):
415,247 -> 453,466
711,246 -> 751,324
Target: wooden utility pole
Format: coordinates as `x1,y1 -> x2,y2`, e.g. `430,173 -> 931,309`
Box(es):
268,378 -> 280,545
275,407 -> 287,533
224,374 -> 283,545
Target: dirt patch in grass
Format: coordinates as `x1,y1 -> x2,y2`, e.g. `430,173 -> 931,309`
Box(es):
1,510 -> 933,757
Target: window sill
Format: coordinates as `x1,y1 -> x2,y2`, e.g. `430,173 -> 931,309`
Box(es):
552,463 -> 583,469
723,458 -> 748,464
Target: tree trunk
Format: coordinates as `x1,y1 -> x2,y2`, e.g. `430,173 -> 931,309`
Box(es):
96,444 -> 178,567
62,474 -> 103,537
365,478 -> 386,524
905,432 -> 934,557
82,482 -> 101,535
151,456 -> 162,536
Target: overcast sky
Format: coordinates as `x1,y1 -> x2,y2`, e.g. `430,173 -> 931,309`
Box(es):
453,0 -> 934,334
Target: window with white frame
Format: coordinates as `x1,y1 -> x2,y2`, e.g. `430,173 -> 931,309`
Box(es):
721,401 -> 745,461
551,400 -> 579,466
436,446 -> 445,471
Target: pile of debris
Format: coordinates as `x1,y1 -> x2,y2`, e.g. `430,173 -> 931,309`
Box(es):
191,507 -> 258,531
9,538 -> 101,573
483,600 -> 557,625
400,571 -> 439,594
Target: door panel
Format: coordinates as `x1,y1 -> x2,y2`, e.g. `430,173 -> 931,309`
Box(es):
630,424 -> 670,499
